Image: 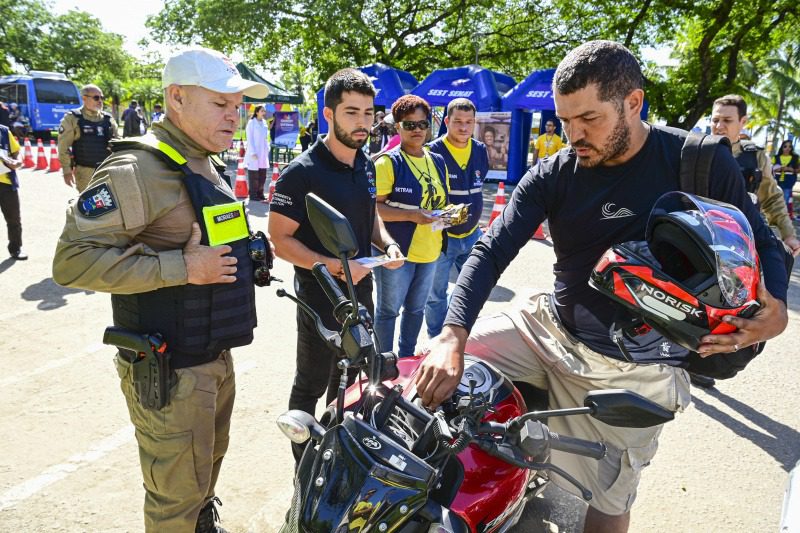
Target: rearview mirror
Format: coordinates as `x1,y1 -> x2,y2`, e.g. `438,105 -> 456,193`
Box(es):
306,193 -> 359,259
584,389 -> 674,428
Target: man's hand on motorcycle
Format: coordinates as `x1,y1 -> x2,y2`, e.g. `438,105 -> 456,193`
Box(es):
415,326 -> 468,409
698,282 -> 787,356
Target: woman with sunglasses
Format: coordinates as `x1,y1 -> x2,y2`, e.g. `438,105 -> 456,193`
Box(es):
773,140 -> 799,218
374,94 -> 449,357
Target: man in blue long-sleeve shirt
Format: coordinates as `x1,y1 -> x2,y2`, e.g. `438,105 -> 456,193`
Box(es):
415,41 -> 788,533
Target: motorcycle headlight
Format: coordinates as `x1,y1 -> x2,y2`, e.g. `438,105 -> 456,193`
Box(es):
277,413 -> 311,444
276,409 -> 327,444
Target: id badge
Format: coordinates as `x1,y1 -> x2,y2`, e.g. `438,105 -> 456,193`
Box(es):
202,201 -> 249,246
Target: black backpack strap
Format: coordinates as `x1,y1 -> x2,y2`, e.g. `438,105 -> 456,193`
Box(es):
680,133 -> 730,197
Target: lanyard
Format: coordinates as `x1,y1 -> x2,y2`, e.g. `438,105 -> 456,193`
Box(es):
401,150 -> 444,210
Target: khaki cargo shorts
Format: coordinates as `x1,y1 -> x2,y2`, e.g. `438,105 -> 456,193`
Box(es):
465,292 -> 691,515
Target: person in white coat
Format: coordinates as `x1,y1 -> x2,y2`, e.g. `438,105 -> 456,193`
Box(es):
245,105 -> 270,201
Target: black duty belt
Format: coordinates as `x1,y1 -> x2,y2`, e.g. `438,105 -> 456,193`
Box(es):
119,348 -> 230,369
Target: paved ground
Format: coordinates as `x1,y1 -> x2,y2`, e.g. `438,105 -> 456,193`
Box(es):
1,166 -> 798,532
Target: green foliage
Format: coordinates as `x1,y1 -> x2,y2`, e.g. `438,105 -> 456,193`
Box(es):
0,0 -> 165,120
148,0 -> 799,128
746,47 -> 800,150
0,0 -> 53,74
0,3 -> 131,83
644,0 -> 800,128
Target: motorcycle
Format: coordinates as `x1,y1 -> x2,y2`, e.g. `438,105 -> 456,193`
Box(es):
276,193 -> 674,532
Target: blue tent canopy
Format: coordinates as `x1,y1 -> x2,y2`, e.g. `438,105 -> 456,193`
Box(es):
411,65 -> 516,111
317,63 -> 418,134
501,68 -> 556,112
501,68 -> 556,184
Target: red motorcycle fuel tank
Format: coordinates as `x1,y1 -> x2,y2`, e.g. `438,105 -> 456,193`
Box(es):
342,355 -> 532,531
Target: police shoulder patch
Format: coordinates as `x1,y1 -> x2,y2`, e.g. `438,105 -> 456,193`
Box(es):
78,182 -> 118,218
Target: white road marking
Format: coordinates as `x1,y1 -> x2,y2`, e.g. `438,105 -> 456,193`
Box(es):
0,358 -> 258,510
0,342 -> 108,387
0,426 -> 134,511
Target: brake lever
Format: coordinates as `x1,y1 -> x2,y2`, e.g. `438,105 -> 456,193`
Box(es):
475,440 -> 593,501
276,289 -> 341,348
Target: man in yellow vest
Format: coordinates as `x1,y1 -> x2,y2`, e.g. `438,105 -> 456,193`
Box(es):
532,118 -> 564,165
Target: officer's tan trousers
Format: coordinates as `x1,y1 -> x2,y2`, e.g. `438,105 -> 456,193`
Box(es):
74,165 -> 96,192
116,350 -> 236,533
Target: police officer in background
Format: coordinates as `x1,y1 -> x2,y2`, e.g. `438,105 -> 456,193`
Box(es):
57,84 -> 118,192
53,47 -> 269,533
711,94 -> 800,255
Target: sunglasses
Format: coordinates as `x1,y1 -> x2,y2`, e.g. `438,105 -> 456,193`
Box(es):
249,231 -> 280,287
83,94 -> 105,101
399,120 -> 430,131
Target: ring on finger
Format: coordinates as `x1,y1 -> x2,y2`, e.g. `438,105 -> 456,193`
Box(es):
733,343 -> 740,351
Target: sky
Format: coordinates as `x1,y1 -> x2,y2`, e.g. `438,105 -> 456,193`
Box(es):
51,0 -> 170,57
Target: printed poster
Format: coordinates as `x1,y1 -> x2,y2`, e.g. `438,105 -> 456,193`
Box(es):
273,111 -> 300,147
475,112 -> 511,181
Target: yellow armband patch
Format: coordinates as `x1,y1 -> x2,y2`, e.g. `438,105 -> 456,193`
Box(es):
202,201 -> 249,246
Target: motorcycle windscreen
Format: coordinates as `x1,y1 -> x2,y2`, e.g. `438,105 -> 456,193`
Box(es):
288,418 -> 434,532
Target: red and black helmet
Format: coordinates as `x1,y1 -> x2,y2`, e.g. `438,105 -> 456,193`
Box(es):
589,192 -> 761,351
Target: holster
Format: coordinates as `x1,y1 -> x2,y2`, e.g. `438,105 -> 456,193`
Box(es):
129,346 -> 173,410
103,326 -> 176,410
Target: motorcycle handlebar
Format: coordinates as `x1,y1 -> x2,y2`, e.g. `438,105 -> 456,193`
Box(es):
312,262 -> 352,323
547,431 -> 606,460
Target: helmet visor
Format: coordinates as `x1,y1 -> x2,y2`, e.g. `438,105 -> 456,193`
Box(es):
648,192 -> 758,307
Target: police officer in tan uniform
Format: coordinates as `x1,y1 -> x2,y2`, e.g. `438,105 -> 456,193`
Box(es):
711,94 -> 800,256
53,48 -> 269,533
57,84 -> 118,192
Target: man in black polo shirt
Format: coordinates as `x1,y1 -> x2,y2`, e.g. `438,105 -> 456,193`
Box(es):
269,68 -> 403,461
416,41 -> 789,532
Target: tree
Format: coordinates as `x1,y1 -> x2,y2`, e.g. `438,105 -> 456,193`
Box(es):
0,2 -> 133,86
0,0 -> 54,74
643,0 -> 800,129
745,47 -> 800,150
45,10 -> 130,83
147,0 -> 569,88
148,0 -> 800,130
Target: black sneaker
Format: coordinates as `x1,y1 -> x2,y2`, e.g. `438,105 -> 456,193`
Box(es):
195,497 -> 228,533
10,248 -> 28,260
688,372 -> 716,389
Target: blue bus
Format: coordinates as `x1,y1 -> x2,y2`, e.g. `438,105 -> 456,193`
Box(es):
0,71 -> 81,139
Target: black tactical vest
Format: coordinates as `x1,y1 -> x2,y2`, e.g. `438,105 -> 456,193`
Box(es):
71,109 -> 113,168
109,136 -> 257,369
734,141 -> 762,194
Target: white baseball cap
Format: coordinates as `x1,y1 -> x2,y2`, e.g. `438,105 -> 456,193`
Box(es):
162,47 -> 269,99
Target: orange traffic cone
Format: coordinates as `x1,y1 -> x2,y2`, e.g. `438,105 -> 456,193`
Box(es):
238,140 -> 245,158
233,154 -> 249,199
267,162 -> 280,203
485,181 -> 506,229
48,140 -> 61,173
22,137 -> 35,168
532,222 -> 547,240
35,139 -> 48,170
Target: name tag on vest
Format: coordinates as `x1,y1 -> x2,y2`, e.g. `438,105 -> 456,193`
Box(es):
202,201 -> 249,246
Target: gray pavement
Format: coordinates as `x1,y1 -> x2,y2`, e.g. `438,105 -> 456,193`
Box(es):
0,166 -> 798,532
